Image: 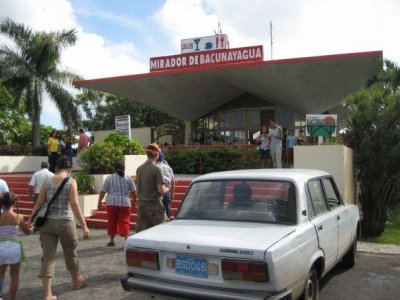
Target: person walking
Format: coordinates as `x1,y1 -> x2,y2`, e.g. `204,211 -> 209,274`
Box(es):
269,119 -> 284,168
135,144 -> 169,233
155,152 -> 175,220
97,162 -> 136,247
255,125 -> 271,168
64,134 -> 73,166
29,162 -> 54,204
286,128 -> 297,168
78,129 -> 91,154
29,156 -> 89,300
47,131 -> 60,173
0,192 -> 33,300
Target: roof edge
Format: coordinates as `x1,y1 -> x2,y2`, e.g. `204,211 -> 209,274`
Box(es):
73,50 -> 383,87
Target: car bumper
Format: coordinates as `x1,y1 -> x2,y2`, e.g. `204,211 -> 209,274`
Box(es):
120,273 -> 292,300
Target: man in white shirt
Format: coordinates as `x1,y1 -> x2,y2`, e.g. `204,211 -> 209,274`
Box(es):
29,162 -> 54,203
269,119 -> 284,168
155,152 -> 175,219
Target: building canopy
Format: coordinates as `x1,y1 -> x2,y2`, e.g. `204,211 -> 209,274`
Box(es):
74,50 -> 383,121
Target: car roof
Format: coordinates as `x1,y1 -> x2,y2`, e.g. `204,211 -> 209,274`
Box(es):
193,169 -> 331,183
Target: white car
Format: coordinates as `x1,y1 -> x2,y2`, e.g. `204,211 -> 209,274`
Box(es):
121,169 -> 360,300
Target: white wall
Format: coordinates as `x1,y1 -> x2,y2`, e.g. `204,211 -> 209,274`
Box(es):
0,156 -> 82,173
294,145 -> 356,204
94,128 -> 174,147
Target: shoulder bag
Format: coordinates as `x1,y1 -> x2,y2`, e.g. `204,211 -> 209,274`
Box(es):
32,177 -> 70,228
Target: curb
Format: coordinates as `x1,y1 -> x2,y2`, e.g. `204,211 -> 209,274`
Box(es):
357,241 -> 400,255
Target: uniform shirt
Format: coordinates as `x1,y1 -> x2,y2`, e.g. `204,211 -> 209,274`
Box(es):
101,173 -> 136,207
29,168 -> 55,194
47,137 -> 59,153
0,179 -> 9,193
155,161 -> 175,188
136,161 -> 165,205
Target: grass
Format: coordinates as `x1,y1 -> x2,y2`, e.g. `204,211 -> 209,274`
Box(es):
362,206 -> 400,245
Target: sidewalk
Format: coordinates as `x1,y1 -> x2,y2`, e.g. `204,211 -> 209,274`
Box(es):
357,241 -> 400,255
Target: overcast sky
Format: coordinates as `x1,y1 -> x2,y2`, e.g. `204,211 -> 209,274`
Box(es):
1,0 -> 399,129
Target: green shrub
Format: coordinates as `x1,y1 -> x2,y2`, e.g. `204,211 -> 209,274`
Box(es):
80,143 -> 124,174
165,146 -> 260,174
104,132 -> 145,155
73,171 -> 95,194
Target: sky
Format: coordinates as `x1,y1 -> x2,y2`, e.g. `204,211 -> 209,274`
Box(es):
1,0 -> 399,129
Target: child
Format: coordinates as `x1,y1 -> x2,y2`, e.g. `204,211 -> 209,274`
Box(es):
0,192 -> 33,300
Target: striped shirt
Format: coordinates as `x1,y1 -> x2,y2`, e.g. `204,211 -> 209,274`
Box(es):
102,173 -> 136,207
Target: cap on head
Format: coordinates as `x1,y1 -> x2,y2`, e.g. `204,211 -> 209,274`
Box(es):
79,128 -> 84,133
157,152 -> 164,161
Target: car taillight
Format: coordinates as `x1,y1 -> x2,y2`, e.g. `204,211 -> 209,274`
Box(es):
126,249 -> 159,270
222,259 -> 268,283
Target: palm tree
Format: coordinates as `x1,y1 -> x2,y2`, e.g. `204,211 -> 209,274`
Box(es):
344,60 -> 400,237
0,18 -> 82,147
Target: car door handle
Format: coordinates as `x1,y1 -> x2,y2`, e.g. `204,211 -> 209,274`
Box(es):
318,225 -> 323,231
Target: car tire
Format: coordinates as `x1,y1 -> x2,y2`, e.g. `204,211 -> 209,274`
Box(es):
342,237 -> 357,268
302,267 -> 319,300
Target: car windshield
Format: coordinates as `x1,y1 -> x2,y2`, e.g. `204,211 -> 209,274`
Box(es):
176,180 -> 296,224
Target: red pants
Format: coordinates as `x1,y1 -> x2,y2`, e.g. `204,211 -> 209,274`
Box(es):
106,205 -> 131,237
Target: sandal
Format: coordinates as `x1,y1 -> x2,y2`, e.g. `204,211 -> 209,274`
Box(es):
73,273 -> 89,290
106,241 -> 115,247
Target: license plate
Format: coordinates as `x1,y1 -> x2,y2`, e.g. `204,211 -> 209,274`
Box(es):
176,255 -> 208,278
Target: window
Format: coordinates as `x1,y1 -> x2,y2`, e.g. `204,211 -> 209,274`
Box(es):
177,180 -> 296,224
307,179 -> 328,215
321,177 -> 341,208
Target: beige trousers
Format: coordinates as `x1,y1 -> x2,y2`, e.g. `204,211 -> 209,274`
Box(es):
39,219 -> 79,278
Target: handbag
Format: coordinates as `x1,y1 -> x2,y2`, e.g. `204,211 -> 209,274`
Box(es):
32,177 -> 70,228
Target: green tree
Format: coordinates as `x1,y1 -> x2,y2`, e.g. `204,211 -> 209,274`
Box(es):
76,89 -> 183,130
0,82 -> 31,145
344,60 -> 400,237
0,18 -> 82,147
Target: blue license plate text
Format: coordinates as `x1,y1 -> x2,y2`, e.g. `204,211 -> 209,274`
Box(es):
176,255 -> 208,278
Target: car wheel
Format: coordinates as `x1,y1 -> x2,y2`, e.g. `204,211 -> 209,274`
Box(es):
342,237 -> 357,268
302,267 -> 319,300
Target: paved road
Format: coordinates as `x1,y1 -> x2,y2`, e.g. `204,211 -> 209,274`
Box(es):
3,229 -> 400,300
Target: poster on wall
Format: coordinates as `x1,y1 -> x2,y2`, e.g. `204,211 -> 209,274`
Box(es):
115,115 -> 131,140
306,114 -> 337,137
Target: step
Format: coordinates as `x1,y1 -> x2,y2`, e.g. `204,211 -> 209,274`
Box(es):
15,207 -> 32,216
16,201 -> 34,209
173,193 -> 185,201
85,218 -> 137,230
6,182 -> 30,189
174,186 -> 190,193
8,187 -> 29,195
2,176 -> 31,183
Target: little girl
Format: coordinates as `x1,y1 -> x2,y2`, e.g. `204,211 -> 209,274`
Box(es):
0,192 -> 33,300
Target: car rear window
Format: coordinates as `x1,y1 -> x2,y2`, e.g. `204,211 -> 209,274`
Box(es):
176,180 -> 296,224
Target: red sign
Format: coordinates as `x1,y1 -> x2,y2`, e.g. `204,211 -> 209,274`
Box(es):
150,45 -> 263,72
